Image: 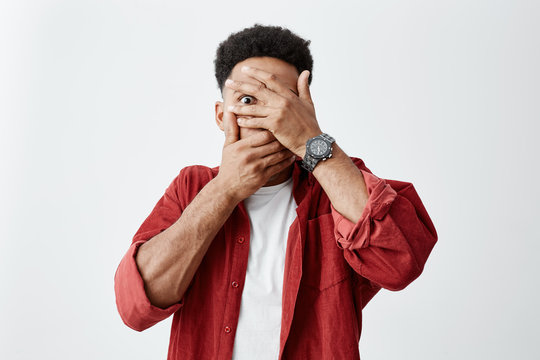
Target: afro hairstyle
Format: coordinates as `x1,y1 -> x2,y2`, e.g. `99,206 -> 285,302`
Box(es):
214,23 -> 313,95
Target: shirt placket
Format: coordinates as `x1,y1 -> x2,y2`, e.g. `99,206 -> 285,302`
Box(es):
217,203 -> 251,360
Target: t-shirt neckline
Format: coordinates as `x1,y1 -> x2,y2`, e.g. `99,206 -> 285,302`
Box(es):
251,176 -> 293,196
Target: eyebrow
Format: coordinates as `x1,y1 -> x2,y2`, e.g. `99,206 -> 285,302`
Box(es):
232,88 -> 299,97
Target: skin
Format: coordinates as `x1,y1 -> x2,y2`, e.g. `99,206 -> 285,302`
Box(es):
214,57 -> 301,187
135,56 -> 370,309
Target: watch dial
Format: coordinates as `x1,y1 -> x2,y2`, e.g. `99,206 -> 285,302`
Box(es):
309,139 -> 328,156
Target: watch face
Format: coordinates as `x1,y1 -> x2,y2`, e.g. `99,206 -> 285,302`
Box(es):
309,139 -> 329,157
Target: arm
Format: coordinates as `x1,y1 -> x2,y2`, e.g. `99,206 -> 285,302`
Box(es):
309,143 -> 437,291
135,177 -> 238,309
323,155 -> 438,291
308,141 -> 438,291
114,111 -> 294,332
311,143 -> 369,223
113,175 -> 238,332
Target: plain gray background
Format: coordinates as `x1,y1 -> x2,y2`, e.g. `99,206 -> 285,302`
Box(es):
1,0 -> 539,359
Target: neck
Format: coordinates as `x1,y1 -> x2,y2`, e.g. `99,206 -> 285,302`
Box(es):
263,163 -> 294,187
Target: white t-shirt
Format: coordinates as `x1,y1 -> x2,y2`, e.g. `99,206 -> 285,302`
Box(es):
231,176 -> 298,359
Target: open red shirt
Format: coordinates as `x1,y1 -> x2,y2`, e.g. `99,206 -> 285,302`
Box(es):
114,157 -> 438,359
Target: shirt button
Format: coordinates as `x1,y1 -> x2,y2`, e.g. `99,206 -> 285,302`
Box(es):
237,237 -> 245,244
224,326 -> 231,333
231,281 -> 239,288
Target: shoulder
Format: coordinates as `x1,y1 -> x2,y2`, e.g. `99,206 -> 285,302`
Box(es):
167,164 -> 220,209
174,164 -> 219,187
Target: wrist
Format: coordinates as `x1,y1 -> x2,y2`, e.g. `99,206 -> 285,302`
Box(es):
311,143 -> 347,176
210,175 -> 242,205
296,128 -> 323,158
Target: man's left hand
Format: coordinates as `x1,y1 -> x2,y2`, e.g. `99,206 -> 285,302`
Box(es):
225,66 -> 322,158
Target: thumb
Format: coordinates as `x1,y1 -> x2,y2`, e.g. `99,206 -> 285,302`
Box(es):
223,110 -> 239,146
297,70 -> 312,103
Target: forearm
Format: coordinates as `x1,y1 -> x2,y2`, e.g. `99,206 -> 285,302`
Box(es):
312,143 -> 369,223
135,177 -> 239,309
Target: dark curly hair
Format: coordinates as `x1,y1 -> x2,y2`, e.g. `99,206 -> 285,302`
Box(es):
214,24 -> 313,95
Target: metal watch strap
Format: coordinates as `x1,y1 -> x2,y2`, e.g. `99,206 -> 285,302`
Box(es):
301,153 -> 319,172
318,133 -> 335,144
301,133 -> 335,172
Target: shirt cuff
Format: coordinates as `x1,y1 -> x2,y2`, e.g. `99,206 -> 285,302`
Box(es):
114,240 -> 184,331
331,169 -> 398,250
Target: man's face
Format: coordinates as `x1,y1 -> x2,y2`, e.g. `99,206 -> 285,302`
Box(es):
215,56 -> 300,139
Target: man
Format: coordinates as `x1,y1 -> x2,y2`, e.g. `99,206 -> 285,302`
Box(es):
114,24 -> 438,360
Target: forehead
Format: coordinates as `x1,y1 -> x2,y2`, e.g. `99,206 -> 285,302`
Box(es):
225,56 -> 299,97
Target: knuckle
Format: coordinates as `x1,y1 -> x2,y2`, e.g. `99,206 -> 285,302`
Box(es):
270,152 -> 282,163
253,162 -> 264,172
247,161 -> 257,172
264,131 -> 274,141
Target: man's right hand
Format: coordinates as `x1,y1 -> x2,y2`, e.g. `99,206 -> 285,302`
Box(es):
215,110 -> 296,203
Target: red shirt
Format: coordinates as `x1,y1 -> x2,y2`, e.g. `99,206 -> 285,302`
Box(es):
114,157 -> 438,359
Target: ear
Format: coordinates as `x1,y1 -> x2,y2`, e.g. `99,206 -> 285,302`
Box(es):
215,101 -> 224,131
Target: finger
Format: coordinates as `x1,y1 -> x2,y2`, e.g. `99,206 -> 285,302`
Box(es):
236,116 -> 271,131
224,79 -> 271,103
223,110 -> 239,146
262,148 -> 295,167
297,70 -> 313,104
240,66 -> 297,99
251,139 -> 286,158
263,152 -> 296,175
228,104 -> 270,118
243,130 -> 276,147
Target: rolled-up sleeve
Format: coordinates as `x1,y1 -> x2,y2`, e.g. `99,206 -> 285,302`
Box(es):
114,171 -> 187,332
331,159 -> 438,291
114,240 -> 184,332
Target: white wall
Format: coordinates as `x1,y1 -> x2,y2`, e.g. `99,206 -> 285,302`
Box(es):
1,0 -> 539,359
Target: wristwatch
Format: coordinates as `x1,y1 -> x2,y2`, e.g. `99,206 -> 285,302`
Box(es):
301,133 -> 335,172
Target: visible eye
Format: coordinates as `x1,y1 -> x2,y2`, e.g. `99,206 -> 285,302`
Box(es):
239,95 -> 255,104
